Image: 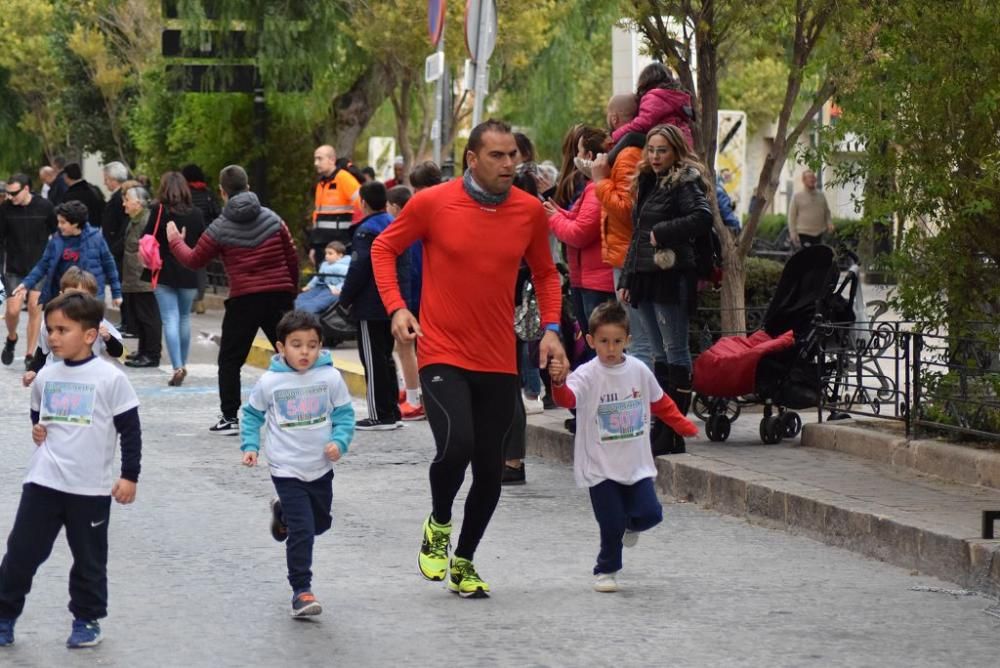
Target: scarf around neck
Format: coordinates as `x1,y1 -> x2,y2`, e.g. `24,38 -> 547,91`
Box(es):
463,169 -> 510,207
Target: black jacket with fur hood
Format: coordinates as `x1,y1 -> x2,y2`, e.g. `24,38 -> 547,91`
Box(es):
623,165 -> 712,277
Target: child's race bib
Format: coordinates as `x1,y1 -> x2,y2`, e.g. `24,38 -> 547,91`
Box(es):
41,381 -> 97,426
596,397 -> 646,442
274,385 -> 329,429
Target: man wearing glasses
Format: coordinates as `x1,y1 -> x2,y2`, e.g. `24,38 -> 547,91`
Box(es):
0,174 -> 57,369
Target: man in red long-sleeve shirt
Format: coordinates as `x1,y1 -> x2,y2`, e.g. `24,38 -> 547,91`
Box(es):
371,119 -> 568,599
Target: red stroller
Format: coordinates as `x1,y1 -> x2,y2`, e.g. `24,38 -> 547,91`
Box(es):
693,245 -> 857,443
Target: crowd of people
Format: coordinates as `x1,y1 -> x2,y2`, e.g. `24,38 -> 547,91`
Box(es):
0,61 -> 791,648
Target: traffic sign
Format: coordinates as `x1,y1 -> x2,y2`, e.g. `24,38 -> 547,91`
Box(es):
464,0 -> 497,62
425,51 -> 445,83
428,0 -> 447,48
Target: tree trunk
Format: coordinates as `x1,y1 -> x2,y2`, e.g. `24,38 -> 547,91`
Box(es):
390,74 -> 415,168
318,63 -> 390,159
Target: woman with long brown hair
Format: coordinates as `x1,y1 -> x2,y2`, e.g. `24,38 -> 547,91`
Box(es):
619,124 -> 712,454
545,125 -> 616,355
140,171 -> 204,385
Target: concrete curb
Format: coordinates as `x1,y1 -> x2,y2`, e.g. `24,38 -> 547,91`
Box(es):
245,338 -> 369,399
802,422 -> 1000,492
525,421 -> 1000,596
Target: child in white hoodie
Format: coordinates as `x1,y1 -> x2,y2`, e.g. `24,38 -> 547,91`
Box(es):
240,310 -> 355,617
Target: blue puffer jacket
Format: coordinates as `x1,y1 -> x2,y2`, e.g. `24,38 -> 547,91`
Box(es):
22,224 -> 122,304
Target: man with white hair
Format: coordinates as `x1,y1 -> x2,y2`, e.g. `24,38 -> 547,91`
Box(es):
102,161 -> 132,330
37,167 -> 55,199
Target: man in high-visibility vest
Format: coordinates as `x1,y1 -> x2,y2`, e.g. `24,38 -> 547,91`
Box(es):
311,145 -> 361,266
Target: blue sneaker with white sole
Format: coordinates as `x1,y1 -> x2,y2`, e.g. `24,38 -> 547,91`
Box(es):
67,619 -> 102,648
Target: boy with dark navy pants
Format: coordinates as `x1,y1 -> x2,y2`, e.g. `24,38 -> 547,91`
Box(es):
0,292 -> 142,649
241,310 -> 355,617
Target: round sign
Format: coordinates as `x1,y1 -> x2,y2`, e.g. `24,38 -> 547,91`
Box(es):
428,0 -> 446,48
464,0 -> 497,62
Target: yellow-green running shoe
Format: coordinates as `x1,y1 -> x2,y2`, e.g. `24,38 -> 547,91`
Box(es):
418,514 -> 451,581
447,557 -> 490,598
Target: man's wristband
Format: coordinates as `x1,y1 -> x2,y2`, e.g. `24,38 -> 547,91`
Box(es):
544,323 -> 560,333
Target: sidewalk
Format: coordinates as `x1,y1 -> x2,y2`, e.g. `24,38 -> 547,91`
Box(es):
200,308 -> 1000,596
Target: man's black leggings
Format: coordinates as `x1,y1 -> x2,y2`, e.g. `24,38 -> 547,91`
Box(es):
420,364 -> 520,560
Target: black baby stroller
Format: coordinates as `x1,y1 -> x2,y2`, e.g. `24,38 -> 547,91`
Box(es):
692,245 -> 859,444
320,303 -> 356,348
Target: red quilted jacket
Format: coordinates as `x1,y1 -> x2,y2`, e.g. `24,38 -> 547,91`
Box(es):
169,191 -> 299,298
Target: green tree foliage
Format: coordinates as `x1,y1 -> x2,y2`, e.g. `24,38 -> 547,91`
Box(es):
498,0 -> 618,162
826,1 -> 1000,332
345,0 -> 564,165
625,0 -> 866,332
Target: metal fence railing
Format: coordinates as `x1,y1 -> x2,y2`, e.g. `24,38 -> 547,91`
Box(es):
817,322 -> 1000,441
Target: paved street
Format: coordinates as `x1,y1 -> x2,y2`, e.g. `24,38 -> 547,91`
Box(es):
0,325 -> 997,666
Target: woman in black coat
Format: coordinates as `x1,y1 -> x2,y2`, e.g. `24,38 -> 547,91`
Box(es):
619,124 -> 713,453
182,164 -> 221,313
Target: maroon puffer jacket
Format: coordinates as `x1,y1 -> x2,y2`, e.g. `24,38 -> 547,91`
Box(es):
169,191 -> 299,298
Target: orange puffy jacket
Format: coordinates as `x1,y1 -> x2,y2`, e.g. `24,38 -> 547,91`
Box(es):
595,145 -> 642,269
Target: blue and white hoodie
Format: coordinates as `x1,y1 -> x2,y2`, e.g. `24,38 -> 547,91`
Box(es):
240,350 -> 355,481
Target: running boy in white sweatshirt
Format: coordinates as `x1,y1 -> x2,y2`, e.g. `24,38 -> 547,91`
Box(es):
549,301 -> 697,593
240,310 -> 355,617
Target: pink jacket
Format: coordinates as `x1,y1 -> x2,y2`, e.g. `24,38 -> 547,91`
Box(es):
611,87 -> 694,149
548,182 -> 615,292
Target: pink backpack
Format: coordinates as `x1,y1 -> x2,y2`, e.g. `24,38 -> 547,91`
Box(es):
138,205 -> 164,284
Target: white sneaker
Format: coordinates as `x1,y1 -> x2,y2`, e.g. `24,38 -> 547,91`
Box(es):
522,393 -> 544,415
593,572 -> 618,593
622,529 -> 639,548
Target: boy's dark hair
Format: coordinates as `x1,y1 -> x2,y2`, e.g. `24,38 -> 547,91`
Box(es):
466,119 -> 512,155
219,165 -> 249,197
362,166 -> 376,181
360,181 -> 387,212
387,185 -> 412,209
44,292 -> 104,332
588,300 -> 630,336
277,310 -> 323,343
325,240 -> 346,254
409,161 -> 442,190
55,200 -> 89,227
64,162 -> 83,180
59,267 -> 99,296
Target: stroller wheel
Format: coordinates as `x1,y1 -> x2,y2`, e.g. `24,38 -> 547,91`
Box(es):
759,416 -> 783,444
706,415 -> 731,442
780,411 -> 802,438
693,394 -> 712,421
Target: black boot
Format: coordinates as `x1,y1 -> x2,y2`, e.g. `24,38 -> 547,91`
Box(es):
650,362 -> 681,456
665,365 -> 693,453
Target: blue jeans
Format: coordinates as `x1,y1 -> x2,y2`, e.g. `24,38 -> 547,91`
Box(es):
518,340 -> 542,396
614,267 -> 653,371
572,287 -> 615,364
295,286 -> 338,314
632,275 -> 691,371
588,477 -> 662,574
272,471 -> 333,593
154,285 -> 197,370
